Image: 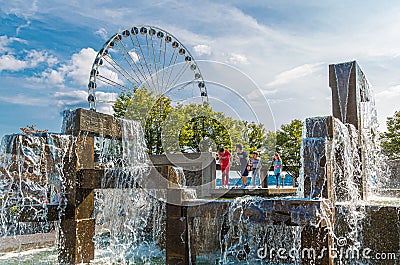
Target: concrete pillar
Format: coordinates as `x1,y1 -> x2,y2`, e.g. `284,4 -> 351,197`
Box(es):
166,189 -> 195,264
301,116 -> 335,200
59,109 -> 98,264
329,61 -> 379,200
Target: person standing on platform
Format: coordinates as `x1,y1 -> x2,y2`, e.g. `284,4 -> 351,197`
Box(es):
234,144 -> 249,188
218,146 -> 231,188
273,153 -> 282,188
250,151 -> 262,187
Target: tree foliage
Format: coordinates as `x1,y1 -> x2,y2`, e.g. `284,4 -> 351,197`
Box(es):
113,88 -> 171,154
263,130 -> 277,160
275,119 -> 303,179
380,111 -> 400,160
112,89 -> 268,156
244,122 -> 267,154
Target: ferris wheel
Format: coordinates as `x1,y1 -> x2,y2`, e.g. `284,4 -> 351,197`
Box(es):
87,25 -> 208,111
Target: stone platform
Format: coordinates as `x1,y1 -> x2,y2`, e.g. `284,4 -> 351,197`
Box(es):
0,231 -> 56,253
209,187 -> 297,198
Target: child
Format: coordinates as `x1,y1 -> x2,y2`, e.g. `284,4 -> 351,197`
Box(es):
218,146 -> 231,188
273,153 -> 282,188
250,151 -> 262,187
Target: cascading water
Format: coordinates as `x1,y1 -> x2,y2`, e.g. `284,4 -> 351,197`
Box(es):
334,62 -> 353,124
92,119 -> 166,264
356,65 -> 388,197
187,195 -> 336,265
0,118 -> 168,264
0,132 -> 73,264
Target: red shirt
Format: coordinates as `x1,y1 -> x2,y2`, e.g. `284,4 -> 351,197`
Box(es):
218,150 -> 231,168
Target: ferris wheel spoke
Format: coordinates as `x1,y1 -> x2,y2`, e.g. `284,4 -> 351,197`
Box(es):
134,33 -> 157,91
145,34 -> 159,94
156,38 -> 165,93
169,63 -> 190,92
114,40 -> 152,89
102,55 -> 137,88
149,34 -> 162,96
131,34 -> 152,83
161,40 -> 168,94
97,75 -> 131,92
127,35 -> 155,89
167,81 -> 194,98
164,49 -> 180,90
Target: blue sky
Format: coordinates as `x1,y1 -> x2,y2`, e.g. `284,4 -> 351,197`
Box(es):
1,0 -> 400,137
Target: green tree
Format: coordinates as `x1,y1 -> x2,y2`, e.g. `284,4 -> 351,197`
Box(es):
262,130 -> 277,161
113,88 -> 171,154
381,111 -> 400,160
276,119 -> 303,181
113,90 -> 270,156
144,96 -> 172,154
168,103 -> 238,153
179,115 -> 231,152
244,122 -> 267,154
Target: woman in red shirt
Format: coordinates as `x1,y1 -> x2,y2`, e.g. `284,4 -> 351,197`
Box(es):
218,147 -> 231,188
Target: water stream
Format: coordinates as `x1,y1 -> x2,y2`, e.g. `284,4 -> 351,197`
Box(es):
92,119 -> 166,264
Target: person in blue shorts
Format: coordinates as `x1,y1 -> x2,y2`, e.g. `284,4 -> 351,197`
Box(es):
273,153 -> 282,188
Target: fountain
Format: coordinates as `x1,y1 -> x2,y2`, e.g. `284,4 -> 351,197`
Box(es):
0,60 -> 399,264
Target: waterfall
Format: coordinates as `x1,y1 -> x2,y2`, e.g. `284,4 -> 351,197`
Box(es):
188,196 -> 307,265
0,132 -> 73,263
93,119 -> 166,264
334,62 -> 353,124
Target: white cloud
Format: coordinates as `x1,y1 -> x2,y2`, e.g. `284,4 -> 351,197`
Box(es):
227,53 -> 249,65
42,69 -> 65,85
0,50 -> 58,72
28,48 -> 96,87
0,0 -> 38,18
95,28 -> 108,40
96,103 -> 115,115
375,84 -> 400,131
54,90 -> 87,107
96,91 -> 118,102
30,47 -> 125,92
266,63 -> 324,87
53,90 -> 117,108
375,84 -> 400,100
26,50 -> 58,67
267,98 -> 295,104
128,51 -> 140,62
0,94 -> 46,106
0,35 -> 27,53
193,44 -> 212,56
262,89 -> 278,96
0,55 -> 28,71
0,36 -> 58,73
53,90 -> 117,115
1,1 -> 38,35
62,48 -> 97,85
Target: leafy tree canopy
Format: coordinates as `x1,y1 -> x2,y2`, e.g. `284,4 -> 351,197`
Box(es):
381,111 -> 400,160
274,119 -> 303,180
113,88 -> 267,156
